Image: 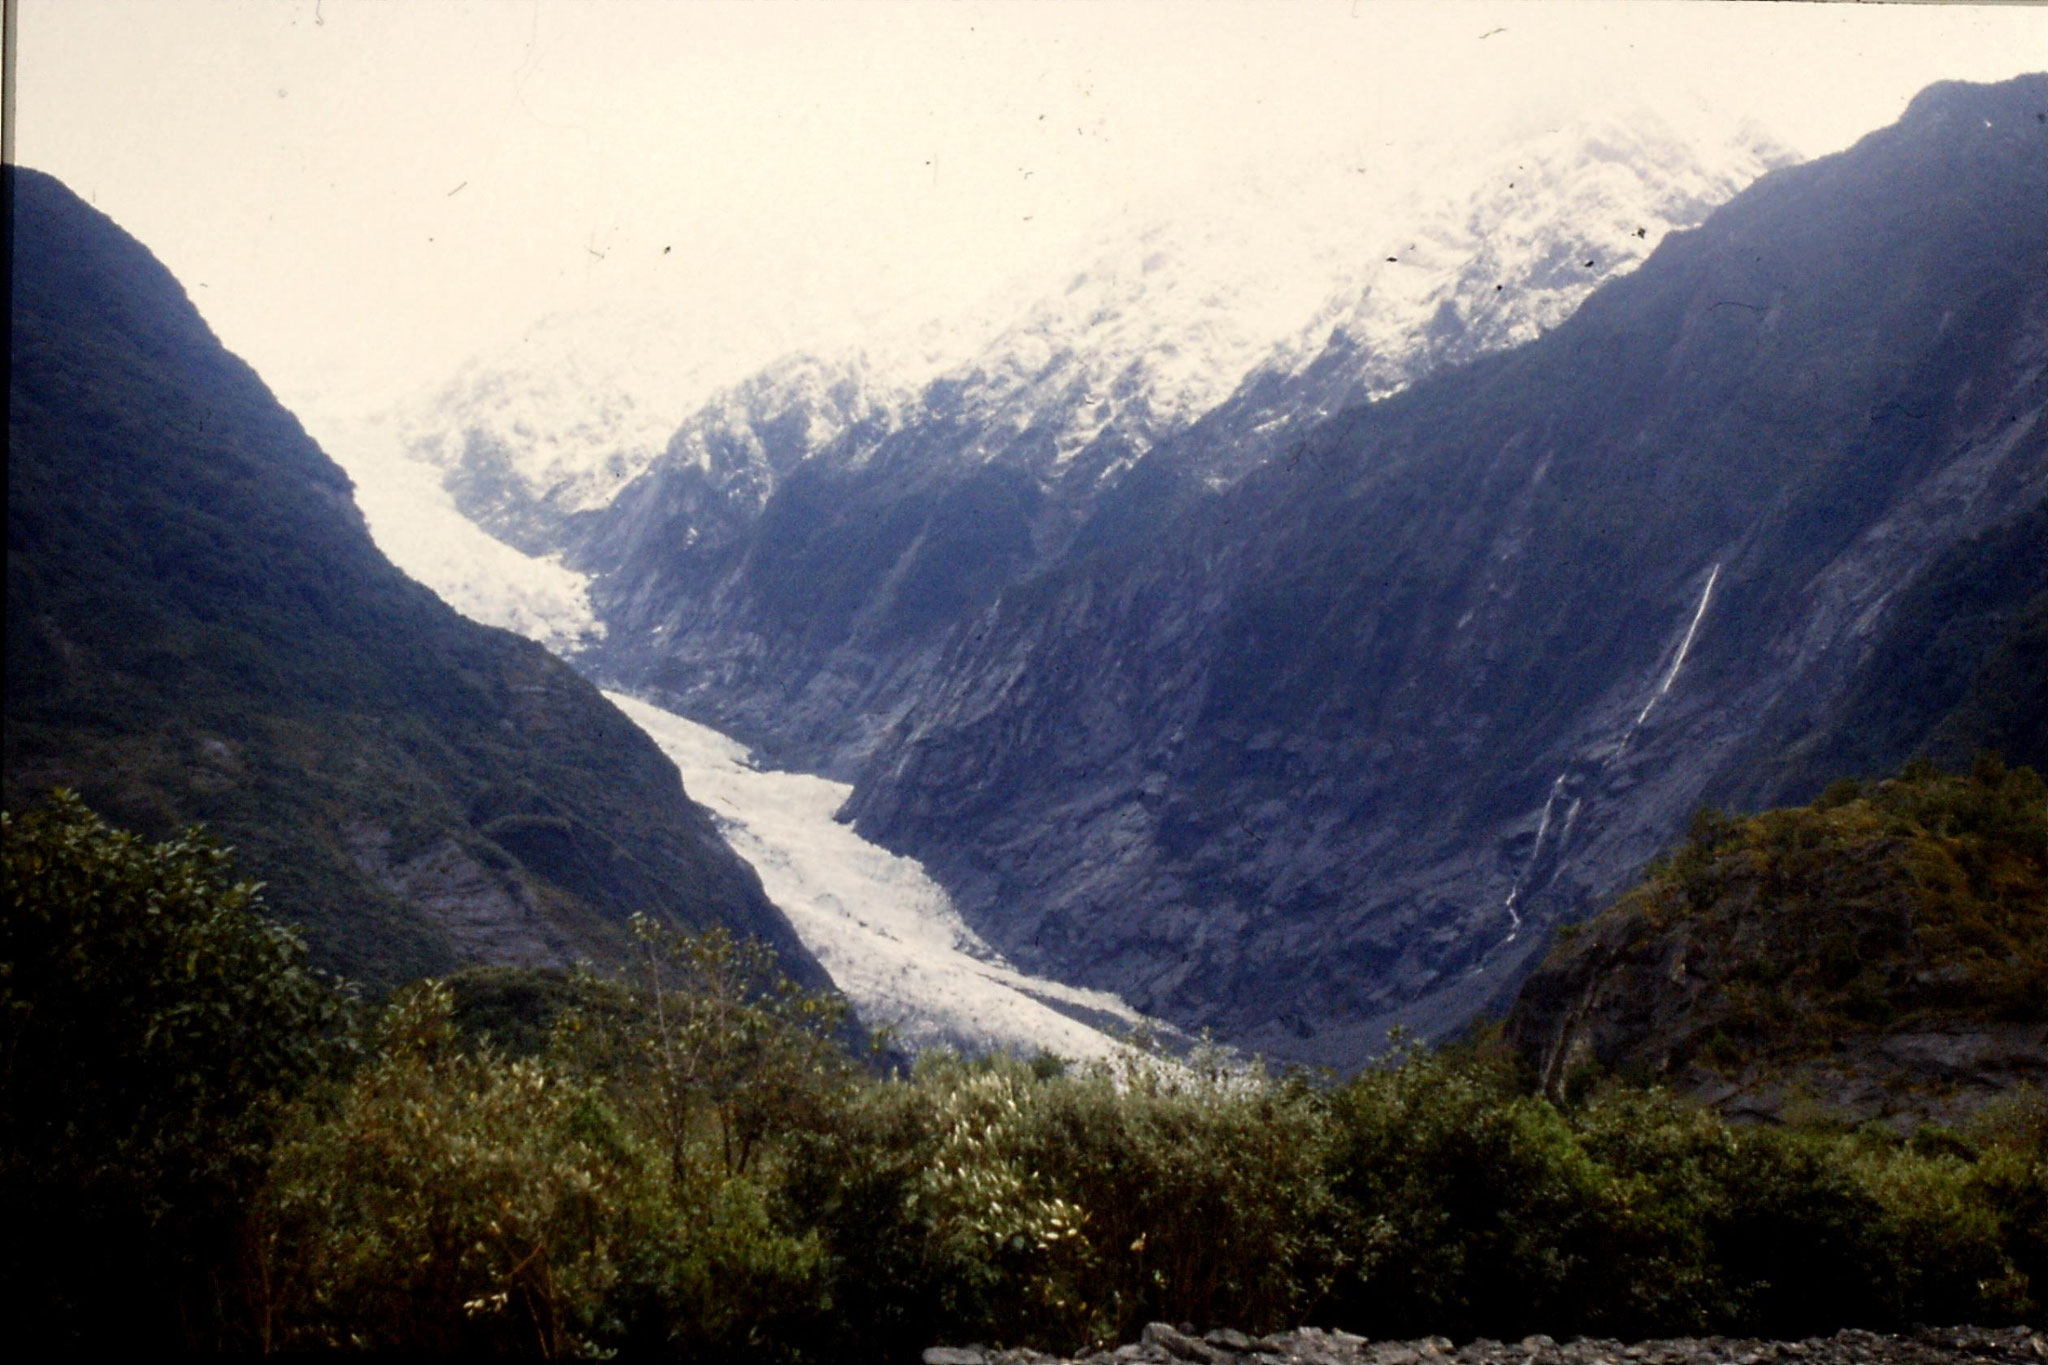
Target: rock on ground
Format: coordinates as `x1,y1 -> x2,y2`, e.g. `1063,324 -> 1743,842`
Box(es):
925,1322 -> 2048,1365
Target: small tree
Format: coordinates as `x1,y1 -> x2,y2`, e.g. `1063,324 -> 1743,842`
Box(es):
615,915 -> 856,1181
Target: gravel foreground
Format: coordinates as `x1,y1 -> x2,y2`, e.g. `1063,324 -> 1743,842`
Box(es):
924,1322 -> 2048,1365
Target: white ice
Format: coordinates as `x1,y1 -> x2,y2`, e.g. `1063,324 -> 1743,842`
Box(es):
605,691 -> 1161,1064
304,405 -> 605,657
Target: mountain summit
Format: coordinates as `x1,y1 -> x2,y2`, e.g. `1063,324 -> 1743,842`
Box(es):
546,113 -> 1790,773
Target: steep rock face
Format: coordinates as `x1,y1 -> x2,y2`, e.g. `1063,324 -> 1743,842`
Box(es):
576,118 -> 1786,773
1718,502 -> 2048,808
844,77 -> 2048,1069
1503,764 -> 2048,1128
4,168 -> 825,989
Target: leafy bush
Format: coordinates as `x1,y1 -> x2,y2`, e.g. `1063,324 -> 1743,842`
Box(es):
1322,1044 -> 1622,1339
10,794 -> 2047,1357
1962,1090 -> 2048,1320
997,1047 -> 1335,1342
1,790 -> 343,1349
783,1044 -> 1334,1359
609,916 -> 858,1182
255,982 -> 668,1355
1317,1051 -> 2048,1343
258,932 -> 846,1360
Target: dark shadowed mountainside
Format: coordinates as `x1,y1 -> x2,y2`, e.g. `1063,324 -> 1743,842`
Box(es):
4,166 -> 824,988
843,76 -> 2048,1069
1718,502 -> 2048,808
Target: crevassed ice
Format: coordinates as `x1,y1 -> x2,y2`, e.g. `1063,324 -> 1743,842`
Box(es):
306,407 -> 604,656
605,691 -> 1160,1063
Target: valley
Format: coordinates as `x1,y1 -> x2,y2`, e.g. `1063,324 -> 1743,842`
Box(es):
11,9 -> 2048,1355
603,690 -> 1167,1061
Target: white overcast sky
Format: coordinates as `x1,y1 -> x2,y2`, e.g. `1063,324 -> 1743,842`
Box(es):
13,1 -> 2046,414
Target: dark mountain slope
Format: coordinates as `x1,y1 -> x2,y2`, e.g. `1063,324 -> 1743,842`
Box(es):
845,76 -> 2048,1069
566,123 -> 1783,779
4,167 -> 822,987
576,390 -> 1057,775
1720,500 -> 2048,807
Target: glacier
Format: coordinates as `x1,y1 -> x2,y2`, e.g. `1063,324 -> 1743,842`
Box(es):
301,410 -> 1158,1059
309,405 -> 605,656
604,691 -> 1163,1061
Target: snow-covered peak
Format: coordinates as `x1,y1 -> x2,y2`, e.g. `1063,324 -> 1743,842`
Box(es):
898,110 -> 1794,486
375,108 -> 1796,550
1267,113 -> 1796,398
668,351 -> 901,482
922,158 -> 1418,470
390,300 -> 816,522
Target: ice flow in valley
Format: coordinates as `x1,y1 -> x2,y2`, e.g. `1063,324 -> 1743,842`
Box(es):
606,692 -> 1161,1062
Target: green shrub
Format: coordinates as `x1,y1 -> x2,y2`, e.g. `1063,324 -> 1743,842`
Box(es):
781,1045 -> 1336,1359
932,1046 -> 1334,1347
1322,1045 -> 1618,1339
1959,1090 -> 2048,1320
255,982 -> 670,1355
1847,1139 -> 2022,1326
257,959 -> 839,1359
1,791 -> 343,1350
610,916 -> 858,1181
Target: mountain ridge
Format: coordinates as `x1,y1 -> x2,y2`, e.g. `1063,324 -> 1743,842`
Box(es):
557,114 -> 1790,776
841,74 -> 2048,1068
4,166 -> 826,989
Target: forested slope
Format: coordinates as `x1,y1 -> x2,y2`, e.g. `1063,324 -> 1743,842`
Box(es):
5,167 -> 824,987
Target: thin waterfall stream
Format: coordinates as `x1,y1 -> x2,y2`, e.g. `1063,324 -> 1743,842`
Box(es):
1498,563 -> 1721,937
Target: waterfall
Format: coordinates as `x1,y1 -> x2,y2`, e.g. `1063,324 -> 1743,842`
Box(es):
1501,770 -> 1570,933
1498,562 -> 1721,936
1617,562 -> 1719,758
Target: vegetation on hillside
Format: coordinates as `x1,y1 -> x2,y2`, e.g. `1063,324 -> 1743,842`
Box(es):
6,791 -> 2046,1358
1509,758 -> 2048,1104
1,792 -> 348,1349
1673,758 -> 2047,1034
6,165 -> 817,987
